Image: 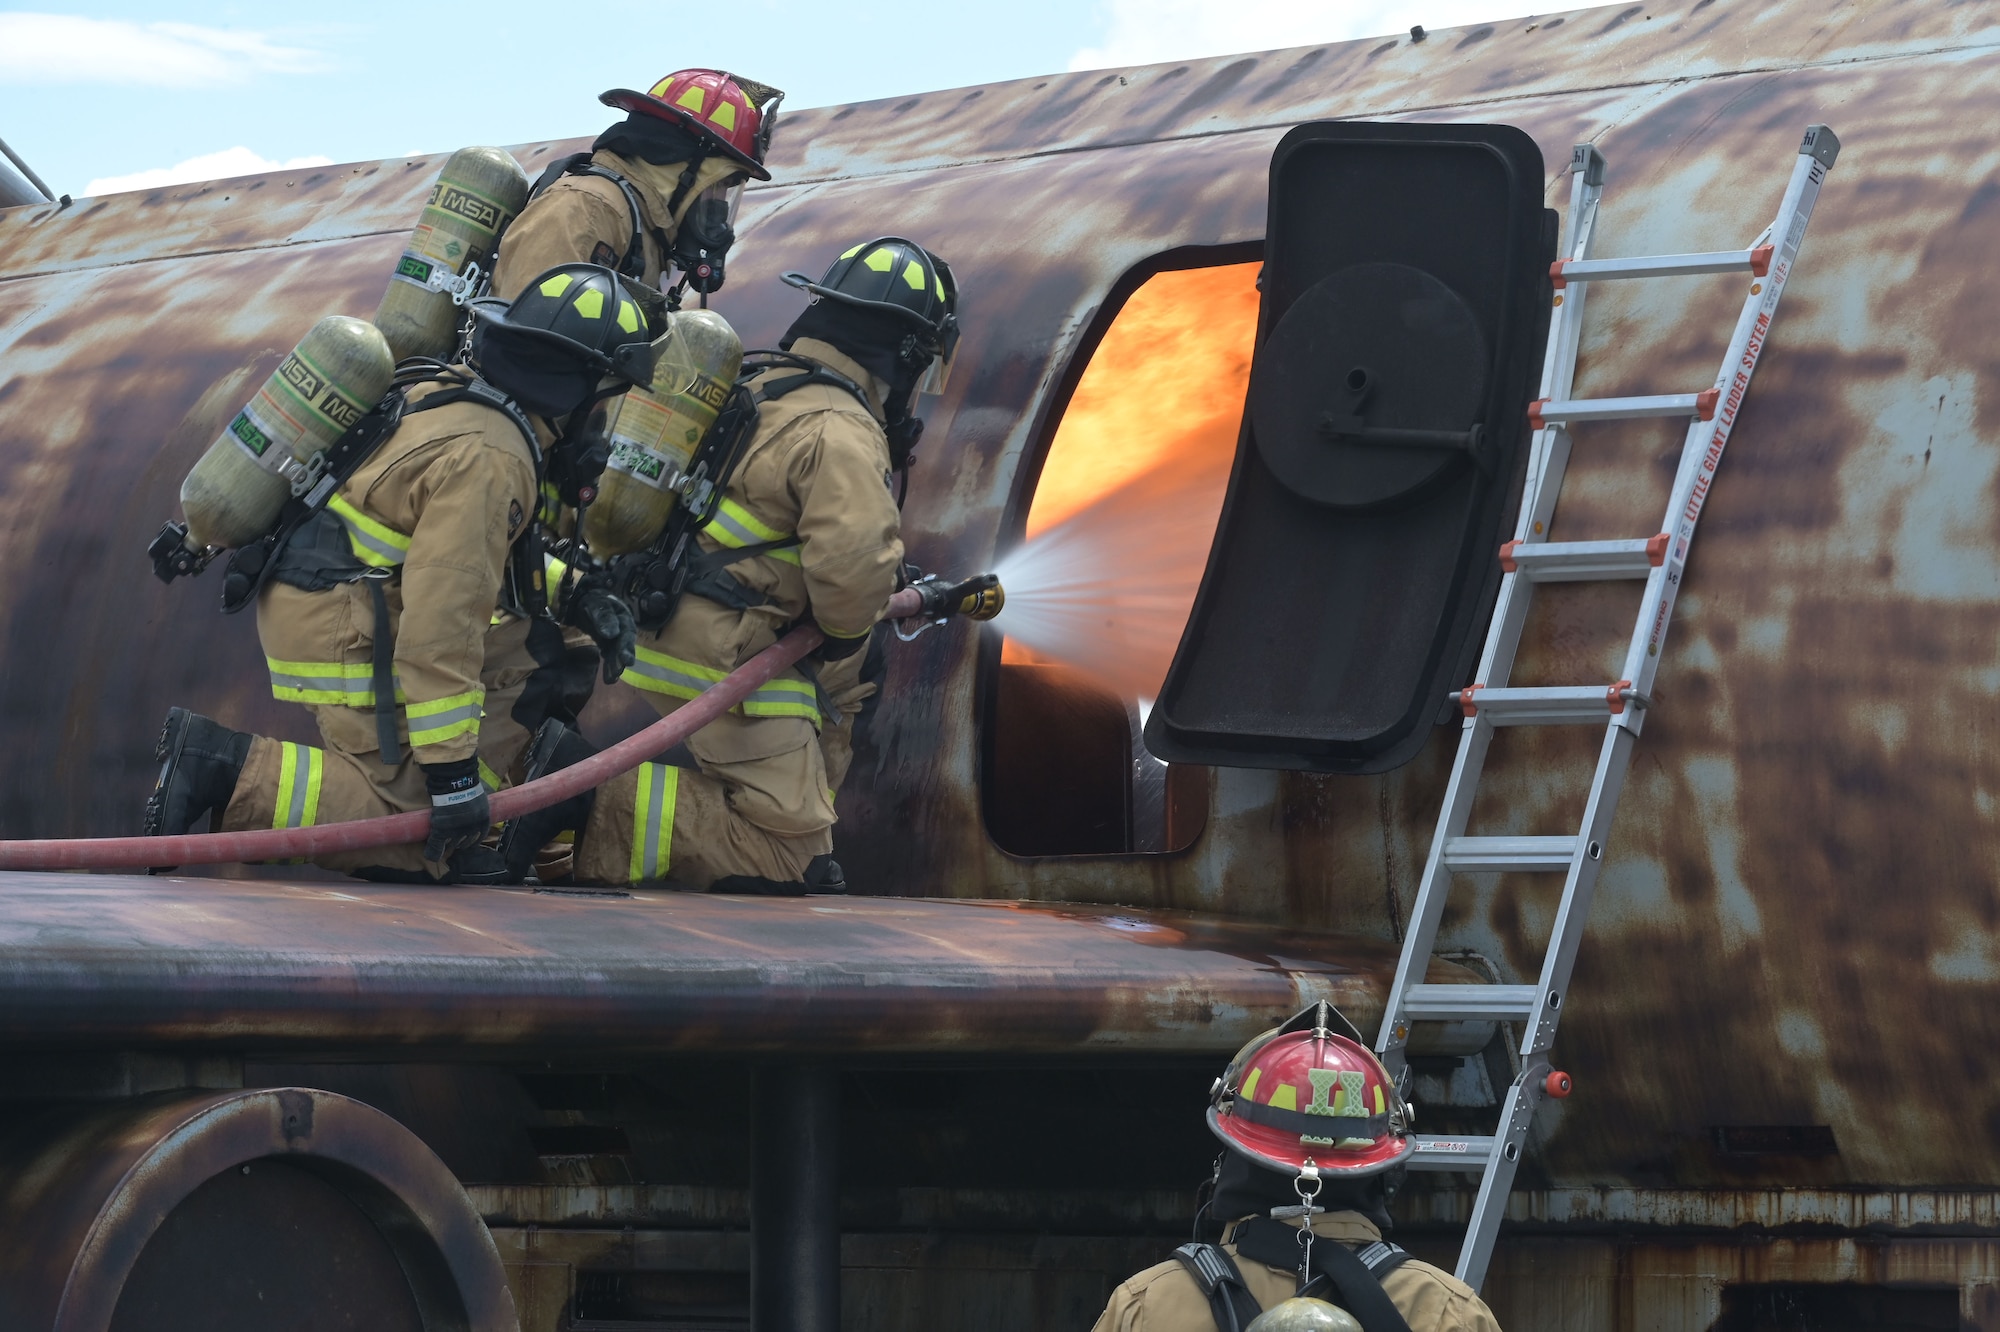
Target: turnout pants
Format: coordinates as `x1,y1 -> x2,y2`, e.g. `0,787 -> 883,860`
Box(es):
573,702 -> 835,889
217,619 -> 542,874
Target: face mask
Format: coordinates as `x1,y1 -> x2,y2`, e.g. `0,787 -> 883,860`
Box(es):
473,324 -> 597,419
672,180 -> 739,296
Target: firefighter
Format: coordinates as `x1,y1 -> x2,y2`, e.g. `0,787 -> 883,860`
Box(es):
1091,1003 -> 1503,1332
491,69 -> 782,303
143,264 -> 654,882
499,237 -> 960,893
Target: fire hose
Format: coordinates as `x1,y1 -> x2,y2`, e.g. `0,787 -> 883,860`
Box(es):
0,575 -> 1002,872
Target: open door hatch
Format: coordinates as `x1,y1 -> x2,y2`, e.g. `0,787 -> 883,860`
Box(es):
1146,122 -> 1554,773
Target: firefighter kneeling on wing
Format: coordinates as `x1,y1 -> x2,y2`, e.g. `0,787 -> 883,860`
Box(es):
499,237 -> 962,894
1092,1003 -> 1503,1332
146,264 -> 656,882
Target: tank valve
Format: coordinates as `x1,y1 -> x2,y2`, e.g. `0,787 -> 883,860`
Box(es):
148,521 -> 214,584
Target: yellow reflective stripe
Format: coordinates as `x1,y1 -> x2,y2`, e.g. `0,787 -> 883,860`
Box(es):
700,499 -> 801,565
740,676 -> 820,720
273,742 -> 323,830
406,690 -> 485,747
702,497 -> 790,545
327,494 -> 411,568
267,657 -> 406,706
629,762 -> 679,882
623,647 -> 819,719
478,758 -> 502,791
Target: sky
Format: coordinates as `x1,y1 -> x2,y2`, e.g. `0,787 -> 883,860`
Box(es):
0,0 -> 1536,198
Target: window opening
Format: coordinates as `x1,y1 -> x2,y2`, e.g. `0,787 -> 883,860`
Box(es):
986,257 -> 1260,856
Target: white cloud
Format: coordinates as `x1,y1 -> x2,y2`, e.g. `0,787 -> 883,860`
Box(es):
0,13 -> 322,87
84,147 -> 334,196
1069,0 -> 1540,70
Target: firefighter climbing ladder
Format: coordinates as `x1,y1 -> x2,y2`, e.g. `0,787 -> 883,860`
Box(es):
1373,124 -> 1840,1290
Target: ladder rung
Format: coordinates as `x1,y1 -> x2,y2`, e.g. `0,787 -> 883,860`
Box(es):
1407,1136 -> 1498,1171
1450,684 -> 1648,725
1402,984 -> 1539,1023
1443,836 -> 1577,873
1530,390 -> 1718,429
1500,534 -> 1666,581
1551,244 -> 1773,288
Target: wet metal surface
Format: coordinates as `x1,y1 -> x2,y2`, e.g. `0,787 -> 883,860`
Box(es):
0,878 -> 1476,1055
3,0 -> 2000,1198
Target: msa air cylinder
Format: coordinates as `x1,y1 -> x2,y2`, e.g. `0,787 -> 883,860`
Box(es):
582,309 -> 745,558
180,316 -> 395,551
373,146 -> 529,362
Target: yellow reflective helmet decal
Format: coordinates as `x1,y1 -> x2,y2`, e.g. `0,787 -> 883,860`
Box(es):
710,100 -> 737,132
936,272 -> 947,301
538,272 -> 575,298
1268,1083 -> 1298,1112
1241,1067 -> 1263,1102
573,288 -> 605,320
675,85 -> 707,114
840,243 -> 865,260
864,248 -> 895,272
902,260 -> 927,291
617,300 -> 640,333
648,75 -> 675,97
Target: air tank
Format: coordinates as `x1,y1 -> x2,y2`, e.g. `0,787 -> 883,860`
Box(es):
373,146 -> 529,362
581,309 -> 744,558
179,316 -> 394,551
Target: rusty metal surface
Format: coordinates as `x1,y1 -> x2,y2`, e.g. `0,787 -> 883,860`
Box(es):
0,879 -> 1473,1054
0,0 -> 1998,1199
0,1087 -> 516,1331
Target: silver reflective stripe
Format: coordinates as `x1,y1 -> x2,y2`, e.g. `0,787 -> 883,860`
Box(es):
408,699 -> 482,732
627,656 -> 717,695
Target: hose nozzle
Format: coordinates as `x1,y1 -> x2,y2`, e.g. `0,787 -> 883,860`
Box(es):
914,572 -> 1002,621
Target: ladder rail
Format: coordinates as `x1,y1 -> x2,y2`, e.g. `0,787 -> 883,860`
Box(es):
1620,139 -> 1835,705
1365,125 -> 1841,1293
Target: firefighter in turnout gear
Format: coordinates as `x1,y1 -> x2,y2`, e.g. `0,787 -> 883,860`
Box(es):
1091,1003 -> 1503,1332
144,265 -> 656,881
500,238 -> 960,892
492,69 -> 782,303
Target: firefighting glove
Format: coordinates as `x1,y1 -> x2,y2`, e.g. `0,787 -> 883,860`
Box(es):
421,757 -> 491,871
566,578 -> 639,685
812,625 -> 870,663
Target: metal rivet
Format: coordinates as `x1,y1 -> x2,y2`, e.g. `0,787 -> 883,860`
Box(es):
240,1164 -> 251,1175
1750,281 -> 1763,294
1588,841 -> 1602,860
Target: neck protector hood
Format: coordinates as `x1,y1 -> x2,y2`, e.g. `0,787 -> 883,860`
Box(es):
594,113 -> 703,167
471,322 -> 597,419
1209,1152 -> 1397,1233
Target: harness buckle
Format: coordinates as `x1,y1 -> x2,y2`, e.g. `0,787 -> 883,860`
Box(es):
425,258 -> 483,307
277,447 -> 328,499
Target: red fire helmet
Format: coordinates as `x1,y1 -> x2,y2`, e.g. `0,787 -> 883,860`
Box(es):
600,70 -> 784,181
1208,1002 -> 1413,1177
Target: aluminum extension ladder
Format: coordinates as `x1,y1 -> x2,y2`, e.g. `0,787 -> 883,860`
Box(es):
1373,123 -> 1841,1290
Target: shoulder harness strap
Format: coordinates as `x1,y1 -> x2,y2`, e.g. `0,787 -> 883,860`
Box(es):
1231,1217 -> 1416,1332
1172,1242 -> 1264,1332
526,153 -> 653,280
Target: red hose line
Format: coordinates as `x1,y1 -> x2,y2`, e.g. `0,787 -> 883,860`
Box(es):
0,587 -> 926,872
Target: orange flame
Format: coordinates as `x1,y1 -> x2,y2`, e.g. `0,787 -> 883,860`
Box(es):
1001,262 -> 1261,696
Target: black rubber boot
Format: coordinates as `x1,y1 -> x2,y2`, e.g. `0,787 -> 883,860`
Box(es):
498,719 -> 599,883
804,854 -> 846,895
144,708 -> 253,839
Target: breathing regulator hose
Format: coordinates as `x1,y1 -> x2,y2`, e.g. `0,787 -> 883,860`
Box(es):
0,582 -> 994,872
